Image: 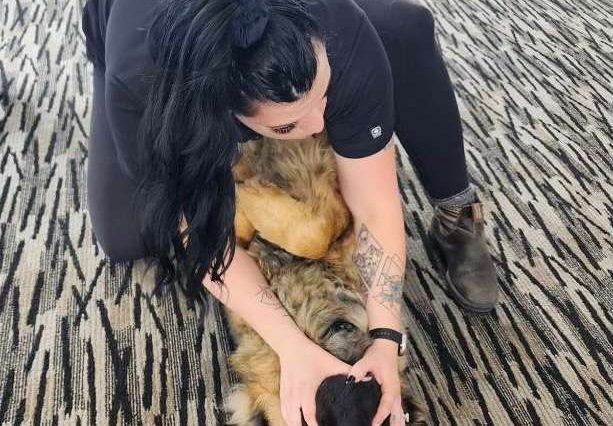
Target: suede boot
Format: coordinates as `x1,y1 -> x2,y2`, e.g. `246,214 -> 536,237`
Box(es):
427,196 -> 498,312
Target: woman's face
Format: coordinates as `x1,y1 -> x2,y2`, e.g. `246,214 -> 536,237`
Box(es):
234,42 -> 331,140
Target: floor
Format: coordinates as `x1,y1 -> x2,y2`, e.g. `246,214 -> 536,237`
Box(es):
0,0 -> 611,424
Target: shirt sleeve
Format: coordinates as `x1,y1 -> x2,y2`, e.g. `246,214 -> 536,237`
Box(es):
324,13 -> 395,159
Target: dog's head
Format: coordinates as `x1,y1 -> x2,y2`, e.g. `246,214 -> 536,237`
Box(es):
307,375 -> 427,426
312,374 -> 389,426
249,235 -> 427,425
250,234 -> 370,364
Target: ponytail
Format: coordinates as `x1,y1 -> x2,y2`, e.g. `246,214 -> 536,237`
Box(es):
231,0 -> 270,48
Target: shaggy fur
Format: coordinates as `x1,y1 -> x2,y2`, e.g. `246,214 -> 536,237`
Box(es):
225,133 -> 427,425
233,132 -> 351,259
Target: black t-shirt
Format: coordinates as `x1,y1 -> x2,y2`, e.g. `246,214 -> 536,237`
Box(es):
82,0 -> 394,180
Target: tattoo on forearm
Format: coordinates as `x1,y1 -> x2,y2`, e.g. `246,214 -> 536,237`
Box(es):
374,254 -> 403,313
255,285 -> 276,305
353,224 -> 384,289
255,285 -> 289,316
352,222 -> 404,318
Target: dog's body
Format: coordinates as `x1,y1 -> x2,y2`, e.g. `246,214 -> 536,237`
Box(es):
233,132 -> 350,259
225,134 -> 426,425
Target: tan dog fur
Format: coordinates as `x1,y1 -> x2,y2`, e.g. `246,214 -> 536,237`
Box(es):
225,133 -> 426,425
233,132 -> 350,259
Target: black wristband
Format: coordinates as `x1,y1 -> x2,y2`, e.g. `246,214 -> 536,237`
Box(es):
369,328 -> 401,343
368,328 -> 406,356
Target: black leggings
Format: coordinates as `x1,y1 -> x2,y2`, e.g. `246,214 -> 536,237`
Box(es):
87,0 -> 470,261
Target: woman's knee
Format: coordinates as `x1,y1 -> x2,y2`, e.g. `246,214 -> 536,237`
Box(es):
86,119 -> 148,262
92,225 -> 147,262
88,209 -> 149,262
87,166 -> 149,262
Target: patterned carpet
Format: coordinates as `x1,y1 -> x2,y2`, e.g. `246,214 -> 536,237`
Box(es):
1,0 -> 612,424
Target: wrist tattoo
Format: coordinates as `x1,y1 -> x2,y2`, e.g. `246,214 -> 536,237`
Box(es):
353,223 -> 384,289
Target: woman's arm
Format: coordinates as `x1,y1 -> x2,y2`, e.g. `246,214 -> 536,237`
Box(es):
180,215 -> 351,426
179,215 -> 310,356
333,137 -> 407,426
334,137 -> 405,330
204,244 -> 315,355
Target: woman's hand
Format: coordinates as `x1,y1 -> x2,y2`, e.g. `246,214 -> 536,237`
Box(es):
348,339 -> 405,426
278,340 -> 351,426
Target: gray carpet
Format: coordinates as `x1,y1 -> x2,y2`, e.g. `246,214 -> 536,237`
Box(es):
0,0 -> 612,424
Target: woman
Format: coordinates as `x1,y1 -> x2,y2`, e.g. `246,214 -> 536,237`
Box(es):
82,0 -> 498,424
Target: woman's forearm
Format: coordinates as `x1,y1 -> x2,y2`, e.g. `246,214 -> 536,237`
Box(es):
203,243 -> 311,357
334,136 -> 407,333
179,215 -> 310,356
351,210 -> 406,332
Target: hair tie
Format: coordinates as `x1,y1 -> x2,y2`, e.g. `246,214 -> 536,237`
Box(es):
231,0 -> 270,48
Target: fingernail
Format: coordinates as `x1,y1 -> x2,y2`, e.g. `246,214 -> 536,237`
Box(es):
345,375 -> 355,384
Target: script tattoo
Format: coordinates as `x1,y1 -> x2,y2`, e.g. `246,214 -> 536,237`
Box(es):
353,223 -> 384,289
374,254 -> 403,314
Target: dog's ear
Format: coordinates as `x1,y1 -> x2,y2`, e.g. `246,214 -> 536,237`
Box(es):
310,374 -> 391,426
248,234 -> 296,279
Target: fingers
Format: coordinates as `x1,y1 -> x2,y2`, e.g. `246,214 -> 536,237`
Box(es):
281,394 -> 303,426
390,396 -> 405,426
347,361 -> 373,382
372,391 -> 396,426
280,391 -> 319,426
300,393 -> 318,426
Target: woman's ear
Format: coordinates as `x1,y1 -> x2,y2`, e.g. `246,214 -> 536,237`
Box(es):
231,109 -> 249,126
233,112 -> 263,142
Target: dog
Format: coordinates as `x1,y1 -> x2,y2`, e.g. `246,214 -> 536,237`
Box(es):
224,133 -> 428,425
232,131 -> 350,259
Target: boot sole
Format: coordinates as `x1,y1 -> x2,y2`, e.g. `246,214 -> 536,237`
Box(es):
427,230 -> 496,313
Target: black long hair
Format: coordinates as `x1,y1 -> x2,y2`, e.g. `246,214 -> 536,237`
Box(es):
133,0 -> 325,311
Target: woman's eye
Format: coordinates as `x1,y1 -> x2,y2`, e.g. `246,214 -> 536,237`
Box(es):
272,124 -> 296,134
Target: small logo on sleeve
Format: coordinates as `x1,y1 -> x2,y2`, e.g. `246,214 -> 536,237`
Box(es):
370,125 -> 382,139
